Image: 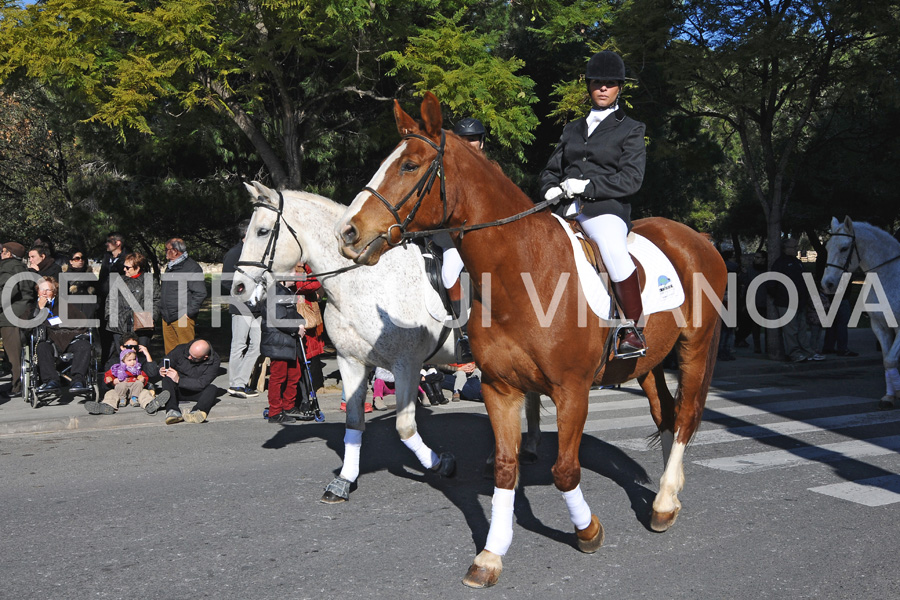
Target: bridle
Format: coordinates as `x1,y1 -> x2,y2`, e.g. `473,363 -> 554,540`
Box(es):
234,190 -> 303,287
826,230 -> 900,274
362,131 -> 557,248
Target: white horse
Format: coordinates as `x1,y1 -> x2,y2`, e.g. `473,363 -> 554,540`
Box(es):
822,216 -> 900,409
231,182 -> 541,501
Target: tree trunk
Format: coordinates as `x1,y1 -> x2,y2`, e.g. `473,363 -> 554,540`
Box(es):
765,203 -> 785,361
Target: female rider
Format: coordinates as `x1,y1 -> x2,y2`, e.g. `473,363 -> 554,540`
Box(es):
539,50 -> 647,357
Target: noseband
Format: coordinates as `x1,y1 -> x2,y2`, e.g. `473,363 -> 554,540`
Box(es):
234,190 -> 302,286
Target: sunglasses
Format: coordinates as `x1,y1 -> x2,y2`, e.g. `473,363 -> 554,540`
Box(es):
124,344 -> 138,350
71,256 -> 84,261
124,264 -> 135,270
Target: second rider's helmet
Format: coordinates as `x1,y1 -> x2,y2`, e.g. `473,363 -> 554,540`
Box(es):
453,117 -> 486,139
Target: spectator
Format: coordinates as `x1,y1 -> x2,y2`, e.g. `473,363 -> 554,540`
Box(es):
736,251 -> 767,353
769,238 -> 823,363
717,249 -> 738,361
160,339 -> 220,424
62,249 -> 99,319
260,279 -> 307,423
420,365 -> 448,406
159,238 -> 207,354
293,263 -> 324,392
440,362 -> 483,401
822,294 -> 857,357
28,245 -> 62,281
32,276 -> 91,393
84,347 -> 163,415
92,332 -> 166,414
0,242 -> 36,397
97,232 -> 129,360
222,222 -> 262,399
106,252 -> 159,351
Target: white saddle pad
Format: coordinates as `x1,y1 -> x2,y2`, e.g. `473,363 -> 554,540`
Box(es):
552,214 -> 685,320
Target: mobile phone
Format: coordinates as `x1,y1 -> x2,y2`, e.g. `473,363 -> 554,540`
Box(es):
163,358 -> 170,370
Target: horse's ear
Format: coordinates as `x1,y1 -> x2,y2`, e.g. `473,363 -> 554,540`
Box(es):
831,216 -> 840,231
843,215 -> 854,233
249,181 -> 278,206
419,91 -> 443,138
394,99 -> 419,136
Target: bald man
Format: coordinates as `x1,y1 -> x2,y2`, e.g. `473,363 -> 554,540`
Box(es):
159,338 -> 222,424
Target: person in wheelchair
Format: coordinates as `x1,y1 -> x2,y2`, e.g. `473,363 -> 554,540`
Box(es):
32,276 -> 92,393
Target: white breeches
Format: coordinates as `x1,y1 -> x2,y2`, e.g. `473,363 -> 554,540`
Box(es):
434,232 -> 464,289
576,213 -> 636,282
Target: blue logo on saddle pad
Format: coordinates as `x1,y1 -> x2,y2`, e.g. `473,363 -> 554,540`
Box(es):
658,275 -> 674,293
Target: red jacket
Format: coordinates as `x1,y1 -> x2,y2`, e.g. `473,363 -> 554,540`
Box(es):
295,265 -> 324,358
104,369 -> 148,385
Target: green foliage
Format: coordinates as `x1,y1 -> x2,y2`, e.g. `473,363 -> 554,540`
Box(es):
383,9 -> 539,162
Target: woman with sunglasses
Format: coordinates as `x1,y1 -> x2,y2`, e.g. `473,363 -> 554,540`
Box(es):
539,50 -> 648,358
63,249 -> 99,319
105,252 -> 160,351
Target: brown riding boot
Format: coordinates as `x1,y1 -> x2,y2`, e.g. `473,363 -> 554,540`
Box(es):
611,271 -> 647,356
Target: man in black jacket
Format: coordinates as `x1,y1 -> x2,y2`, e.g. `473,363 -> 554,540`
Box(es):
0,242 -> 36,396
161,339 -> 221,424
159,238 -> 207,354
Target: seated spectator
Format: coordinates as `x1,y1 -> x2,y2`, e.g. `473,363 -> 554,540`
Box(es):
420,365 -> 448,406
28,245 -> 62,281
62,249 -> 99,319
84,347 -> 168,415
440,362 -> 483,401
160,339 -> 221,424
90,331 -> 166,415
32,276 -> 91,392
106,252 -> 159,350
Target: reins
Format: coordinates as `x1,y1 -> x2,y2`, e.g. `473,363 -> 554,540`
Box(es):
369,131 -> 557,247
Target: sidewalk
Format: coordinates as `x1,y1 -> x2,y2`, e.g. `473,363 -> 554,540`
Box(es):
0,329 -> 883,437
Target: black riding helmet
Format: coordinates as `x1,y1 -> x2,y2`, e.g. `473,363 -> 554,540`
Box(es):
585,50 -> 626,83
453,117 -> 486,138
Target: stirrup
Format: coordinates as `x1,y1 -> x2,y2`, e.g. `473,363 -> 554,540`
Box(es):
613,321 -> 647,359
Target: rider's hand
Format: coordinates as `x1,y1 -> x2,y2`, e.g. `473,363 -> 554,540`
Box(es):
544,186 -> 564,204
561,178 -> 589,198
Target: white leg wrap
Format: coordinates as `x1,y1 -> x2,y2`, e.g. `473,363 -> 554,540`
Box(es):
338,429 -> 363,482
401,431 -> 438,470
887,368 -> 900,396
483,487 -> 516,556
562,485 -> 592,531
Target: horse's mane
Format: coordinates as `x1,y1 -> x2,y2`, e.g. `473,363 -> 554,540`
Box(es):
281,189 -> 345,219
847,220 -> 899,247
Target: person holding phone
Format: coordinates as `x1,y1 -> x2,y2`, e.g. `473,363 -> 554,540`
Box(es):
159,338 -> 221,424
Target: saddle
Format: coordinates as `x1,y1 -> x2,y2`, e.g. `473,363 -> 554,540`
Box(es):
419,240 -> 470,362
564,219 -> 646,301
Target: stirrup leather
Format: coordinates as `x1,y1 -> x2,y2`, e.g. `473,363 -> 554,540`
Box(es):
613,320 -> 647,359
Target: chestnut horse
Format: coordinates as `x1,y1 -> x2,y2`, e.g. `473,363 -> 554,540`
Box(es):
336,92 -> 725,588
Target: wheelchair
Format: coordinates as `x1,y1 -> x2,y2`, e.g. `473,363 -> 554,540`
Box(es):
20,326 -> 98,408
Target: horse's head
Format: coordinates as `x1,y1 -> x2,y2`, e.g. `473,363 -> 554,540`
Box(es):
336,91 -> 450,265
231,181 -> 304,304
821,215 -> 857,294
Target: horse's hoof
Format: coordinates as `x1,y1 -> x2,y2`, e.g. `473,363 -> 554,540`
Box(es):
575,514 -> 604,553
319,477 -> 352,504
431,452 -> 456,478
878,395 -> 896,410
650,508 -> 679,532
462,563 -> 501,588
519,448 -> 539,465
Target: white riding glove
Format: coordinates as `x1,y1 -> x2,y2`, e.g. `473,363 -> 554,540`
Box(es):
544,186 -> 564,204
561,178 -> 590,198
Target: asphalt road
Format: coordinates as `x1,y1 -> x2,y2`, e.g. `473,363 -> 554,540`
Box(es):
1,358 -> 898,600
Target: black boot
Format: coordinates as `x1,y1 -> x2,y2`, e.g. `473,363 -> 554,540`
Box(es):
611,271 -> 647,357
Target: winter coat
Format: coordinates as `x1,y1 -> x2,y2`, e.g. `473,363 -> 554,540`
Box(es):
98,249 -> 129,298
159,255 -> 207,323
162,342 -> 220,393
34,298 -> 88,353
295,266 -> 324,358
260,283 -> 303,362
32,257 -> 63,282
539,107 -> 646,223
61,266 -> 99,319
105,271 -> 160,333
0,257 -> 36,328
